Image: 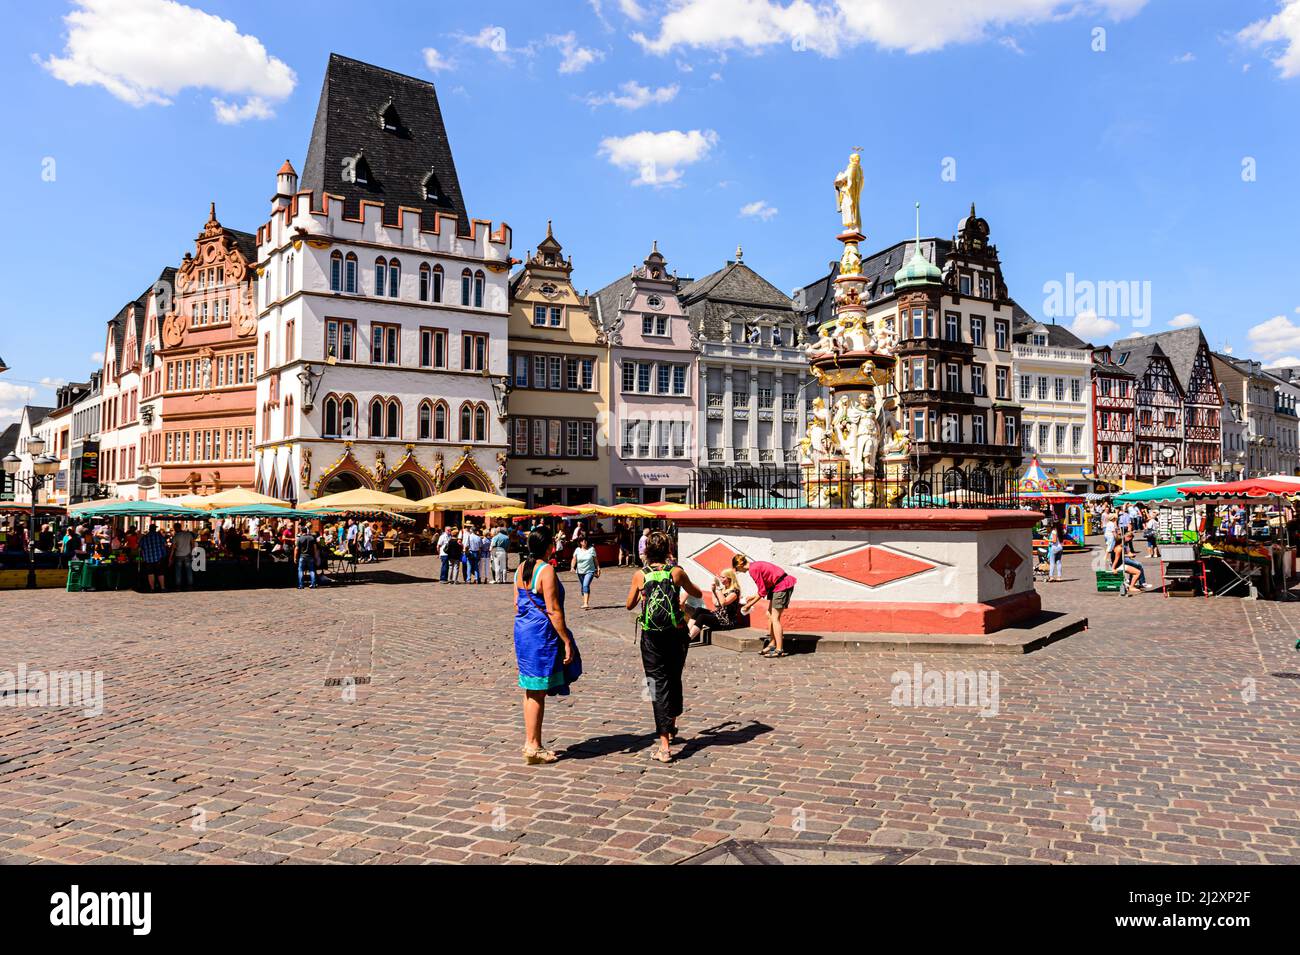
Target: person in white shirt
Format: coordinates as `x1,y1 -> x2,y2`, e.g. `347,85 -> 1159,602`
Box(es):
171,528 -> 197,591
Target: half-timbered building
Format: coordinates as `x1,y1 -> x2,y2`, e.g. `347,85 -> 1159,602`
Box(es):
1089,345 -> 1136,490
1113,336 -> 1184,483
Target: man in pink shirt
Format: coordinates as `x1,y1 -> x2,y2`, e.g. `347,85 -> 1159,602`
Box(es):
733,555 -> 796,658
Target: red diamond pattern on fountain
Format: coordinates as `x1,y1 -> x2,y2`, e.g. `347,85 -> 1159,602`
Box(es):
806,544 -> 936,588
690,540 -> 745,579
987,544 -> 1025,591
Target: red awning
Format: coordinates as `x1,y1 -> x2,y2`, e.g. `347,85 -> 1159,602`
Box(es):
1179,478 -> 1300,500
531,504 -> 581,516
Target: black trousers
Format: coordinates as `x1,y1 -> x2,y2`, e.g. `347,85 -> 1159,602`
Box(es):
640,627 -> 689,737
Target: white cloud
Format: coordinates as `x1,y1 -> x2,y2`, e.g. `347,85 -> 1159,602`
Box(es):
620,0 -> 649,20
40,0 -> 295,123
1171,51 -> 1195,64
422,47 -> 455,72
1239,0 -> 1300,78
212,96 -> 273,125
39,377 -> 68,388
999,36 -> 1025,55
633,0 -> 1148,57
586,80 -> 679,109
1248,314 -> 1300,359
550,32 -> 605,73
1268,355 -> 1300,367
1168,313 -> 1199,328
90,351 -> 105,364
598,128 -> 718,186
0,382 -> 37,405
1070,309 -> 1120,340
458,25 -> 517,58
740,199 -> 778,220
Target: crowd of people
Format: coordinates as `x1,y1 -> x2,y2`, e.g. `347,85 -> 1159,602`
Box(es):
1092,501 -> 1160,596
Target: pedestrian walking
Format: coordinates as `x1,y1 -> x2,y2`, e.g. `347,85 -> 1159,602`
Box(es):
170,526 -> 196,591
295,522 -> 318,590
490,524 -> 510,583
512,528 -> 581,765
437,526 -> 452,582
1047,522 -> 1064,582
138,525 -> 168,593
572,537 -> 600,610
626,531 -> 701,763
1143,511 -> 1159,558
445,527 -> 463,583
734,554 -> 797,657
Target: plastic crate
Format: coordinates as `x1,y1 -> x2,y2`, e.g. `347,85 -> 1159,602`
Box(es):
1095,570 -> 1124,592
65,559 -> 92,592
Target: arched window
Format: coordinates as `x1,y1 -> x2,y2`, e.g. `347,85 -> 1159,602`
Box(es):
340,397 -> 356,437
418,263 -> 430,302
283,253 -> 293,297
459,402 -> 472,441
374,257 -> 387,296
344,253 -> 358,293
324,395 -> 339,437
432,265 -> 443,302
388,258 -> 400,298
473,270 -> 485,308
473,404 -> 487,442
330,251 -> 343,292
461,268 -> 472,306
386,398 -> 400,439
434,401 -> 448,440
418,400 -> 432,439
370,398 -> 384,437
284,396 -> 294,437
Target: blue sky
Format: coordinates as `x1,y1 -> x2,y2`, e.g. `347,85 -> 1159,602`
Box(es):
2,0 -> 1299,424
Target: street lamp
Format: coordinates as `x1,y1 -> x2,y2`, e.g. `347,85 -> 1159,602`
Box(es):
3,439 -> 61,588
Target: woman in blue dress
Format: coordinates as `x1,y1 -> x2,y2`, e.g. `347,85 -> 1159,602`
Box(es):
513,528 -> 581,764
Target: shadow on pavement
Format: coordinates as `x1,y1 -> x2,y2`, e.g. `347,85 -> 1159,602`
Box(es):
564,719 -> 773,762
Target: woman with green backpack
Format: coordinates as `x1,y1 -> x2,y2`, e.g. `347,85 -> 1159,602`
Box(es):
625,531 -> 703,763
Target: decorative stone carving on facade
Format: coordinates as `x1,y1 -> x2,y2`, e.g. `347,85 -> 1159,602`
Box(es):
312,442 -> 377,494
300,447 -> 311,489
384,444 -> 438,497
445,445 -> 496,491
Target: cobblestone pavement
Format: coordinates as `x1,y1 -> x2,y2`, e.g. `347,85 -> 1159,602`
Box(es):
1,545 -> 1298,865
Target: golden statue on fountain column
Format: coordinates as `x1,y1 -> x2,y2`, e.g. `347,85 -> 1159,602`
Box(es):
834,153 -> 863,234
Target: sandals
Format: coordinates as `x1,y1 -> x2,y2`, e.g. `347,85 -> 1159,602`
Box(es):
649,746 -> 673,763
769,649 -> 789,658
522,746 -> 559,765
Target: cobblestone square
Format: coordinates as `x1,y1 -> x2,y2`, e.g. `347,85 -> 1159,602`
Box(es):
2,547 -> 1298,864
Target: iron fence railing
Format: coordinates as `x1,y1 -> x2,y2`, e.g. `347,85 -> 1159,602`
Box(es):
691,462 -> 1021,509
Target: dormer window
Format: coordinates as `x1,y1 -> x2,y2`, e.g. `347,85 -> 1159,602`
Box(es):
540,283 -> 556,296
422,170 -> 443,203
345,152 -> 372,186
379,99 -> 400,133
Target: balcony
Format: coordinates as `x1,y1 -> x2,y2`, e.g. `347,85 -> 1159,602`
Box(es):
1012,343 -> 1092,365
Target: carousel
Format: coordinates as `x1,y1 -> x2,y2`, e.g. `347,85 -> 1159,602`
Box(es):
1019,457 -> 1087,548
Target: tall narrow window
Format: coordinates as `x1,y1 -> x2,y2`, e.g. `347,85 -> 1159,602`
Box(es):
330,251 -> 343,291
340,398 -> 355,437
419,263 -> 430,301
345,253 -> 358,293
374,257 -> 387,296
386,399 -> 400,439
324,397 -> 338,437
459,403 -> 472,441
473,271 -> 485,308
432,265 -> 443,302
461,269 -> 472,306
474,405 -> 487,442
434,402 -> 447,440
388,258 -> 400,298
370,399 -> 384,437
418,401 -> 432,439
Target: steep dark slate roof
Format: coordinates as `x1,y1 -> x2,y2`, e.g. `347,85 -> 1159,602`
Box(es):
227,229 -> 258,262
25,406 -> 55,427
678,259 -> 794,340
0,422 -> 19,456
796,237 -> 952,331
590,265 -> 692,337
301,53 -> 469,235
1012,309 -> 1089,349
1113,335 -> 1181,392
1115,327 -> 1207,393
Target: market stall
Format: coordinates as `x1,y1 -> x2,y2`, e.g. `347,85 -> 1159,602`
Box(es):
1176,478 -> 1299,599
1019,457 -> 1087,548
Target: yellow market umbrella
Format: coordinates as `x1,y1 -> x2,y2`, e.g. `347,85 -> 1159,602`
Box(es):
300,487 -> 426,512
600,503 -> 658,518
418,487 -> 524,511
567,504 -> 609,515
198,486 -> 292,509
642,501 -> 692,513
482,506 -> 537,519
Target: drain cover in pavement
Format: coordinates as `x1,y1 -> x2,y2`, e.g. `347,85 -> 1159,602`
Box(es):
681,840 -> 918,865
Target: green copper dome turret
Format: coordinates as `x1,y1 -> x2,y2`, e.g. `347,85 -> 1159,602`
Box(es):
893,202 -> 942,290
